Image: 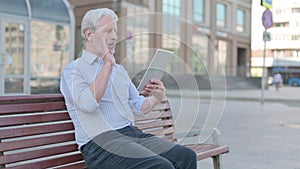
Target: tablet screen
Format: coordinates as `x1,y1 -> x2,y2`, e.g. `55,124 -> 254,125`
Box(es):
137,49 -> 174,91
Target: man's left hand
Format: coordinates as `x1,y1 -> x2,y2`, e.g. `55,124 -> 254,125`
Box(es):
142,79 -> 166,102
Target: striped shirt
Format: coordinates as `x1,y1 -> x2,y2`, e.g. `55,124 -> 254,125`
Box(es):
60,50 -> 145,149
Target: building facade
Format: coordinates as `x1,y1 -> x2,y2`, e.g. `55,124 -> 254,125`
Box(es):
69,0 -> 252,78
268,0 -> 300,60
0,0 -> 252,95
251,0 -> 300,82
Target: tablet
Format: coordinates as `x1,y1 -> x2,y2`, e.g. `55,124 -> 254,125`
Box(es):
137,49 -> 174,91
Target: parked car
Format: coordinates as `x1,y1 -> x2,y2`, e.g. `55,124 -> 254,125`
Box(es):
288,78 -> 300,87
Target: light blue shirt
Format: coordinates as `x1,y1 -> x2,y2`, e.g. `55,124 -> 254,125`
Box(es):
60,50 -> 145,149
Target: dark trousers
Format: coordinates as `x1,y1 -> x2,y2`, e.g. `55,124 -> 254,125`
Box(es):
81,125 -> 197,169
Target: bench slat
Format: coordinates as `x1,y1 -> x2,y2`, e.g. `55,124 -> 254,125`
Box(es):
0,111 -> 70,127
0,122 -> 74,139
0,144 -> 78,165
185,144 -> 230,160
145,127 -> 175,136
55,161 -> 86,169
135,119 -> 174,130
151,102 -> 170,111
0,94 -> 64,103
134,110 -> 172,121
0,133 -> 75,152
0,102 -> 66,114
6,153 -> 84,169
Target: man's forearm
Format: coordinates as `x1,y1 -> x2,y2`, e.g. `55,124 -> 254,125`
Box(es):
89,63 -> 113,102
140,95 -> 161,114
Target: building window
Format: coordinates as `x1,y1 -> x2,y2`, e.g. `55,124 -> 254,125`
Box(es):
272,34 -> 290,41
236,9 -> 245,32
273,50 -> 284,58
218,40 -> 227,67
292,34 -> 300,40
292,50 -> 300,58
192,33 -> 208,74
30,21 -> 71,94
274,22 -> 289,28
162,0 -> 181,40
126,0 -> 148,6
275,8 -> 287,14
193,0 -> 204,23
162,0 -> 180,35
162,0 -> 181,73
216,2 -> 227,28
122,3 -> 150,74
292,8 -> 300,13
162,0 -> 180,16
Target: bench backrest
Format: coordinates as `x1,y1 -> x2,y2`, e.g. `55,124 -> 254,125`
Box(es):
0,94 -> 83,168
0,94 -> 175,168
134,98 -> 176,142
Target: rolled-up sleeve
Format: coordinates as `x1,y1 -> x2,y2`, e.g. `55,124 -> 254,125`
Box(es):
72,60 -> 99,113
128,82 -> 145,116
60,63 -> 73,105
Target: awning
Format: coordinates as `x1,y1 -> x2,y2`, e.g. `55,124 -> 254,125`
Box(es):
0,0 -> 71,23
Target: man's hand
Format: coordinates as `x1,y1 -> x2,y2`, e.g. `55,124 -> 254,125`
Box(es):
103,50 -> 115,67
142,79 -> 166,102
140,79 -> 166,114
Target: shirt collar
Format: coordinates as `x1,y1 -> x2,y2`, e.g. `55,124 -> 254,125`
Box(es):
81,50 -> 102,65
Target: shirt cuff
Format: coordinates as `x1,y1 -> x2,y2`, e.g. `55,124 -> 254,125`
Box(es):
130,96 -> 145,116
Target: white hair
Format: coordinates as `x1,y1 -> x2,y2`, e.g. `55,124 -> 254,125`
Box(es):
81,8 -> 118,41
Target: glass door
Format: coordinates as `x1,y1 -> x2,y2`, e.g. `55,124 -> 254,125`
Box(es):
0,19 -> 29,95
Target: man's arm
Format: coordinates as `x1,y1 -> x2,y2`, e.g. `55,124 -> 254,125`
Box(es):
84,25 -> 116,103
89,60 -> 114,103
140,79 -> 166,114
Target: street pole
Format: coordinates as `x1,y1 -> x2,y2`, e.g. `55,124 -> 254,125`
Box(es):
261,31 -> 267,105
260,0 -> 273,106
261,30 -> 270,105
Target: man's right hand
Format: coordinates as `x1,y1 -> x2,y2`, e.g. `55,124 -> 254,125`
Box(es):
103,50 -> 115,67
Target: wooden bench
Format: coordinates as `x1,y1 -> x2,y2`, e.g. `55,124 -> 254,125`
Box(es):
0,94 -> 229,169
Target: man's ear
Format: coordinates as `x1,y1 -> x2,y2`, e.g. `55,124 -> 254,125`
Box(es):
85,28 -> 94,41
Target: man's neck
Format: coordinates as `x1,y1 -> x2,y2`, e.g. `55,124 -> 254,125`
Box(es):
84,46 -> 104,58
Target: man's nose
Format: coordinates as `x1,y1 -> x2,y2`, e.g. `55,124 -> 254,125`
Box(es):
111,31 -> 117,40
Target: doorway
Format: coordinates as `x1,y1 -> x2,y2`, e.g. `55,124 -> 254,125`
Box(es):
237,47 -> 247,76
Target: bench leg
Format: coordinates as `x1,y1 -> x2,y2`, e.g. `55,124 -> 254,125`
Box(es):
212,155 -> 221,169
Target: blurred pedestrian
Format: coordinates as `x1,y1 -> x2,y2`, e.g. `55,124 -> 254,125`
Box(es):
273,72 -> 283,91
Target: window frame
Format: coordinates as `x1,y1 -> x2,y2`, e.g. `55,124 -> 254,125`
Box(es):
236,8 -> 245,32
193,0 -> 205,23
216,2 -> 227,28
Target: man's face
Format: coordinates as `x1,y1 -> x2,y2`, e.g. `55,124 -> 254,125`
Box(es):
92,15 -> 118,56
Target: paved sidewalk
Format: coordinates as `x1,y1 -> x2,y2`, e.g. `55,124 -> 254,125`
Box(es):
218,100 -> 300,169
166,86 -> 300,169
